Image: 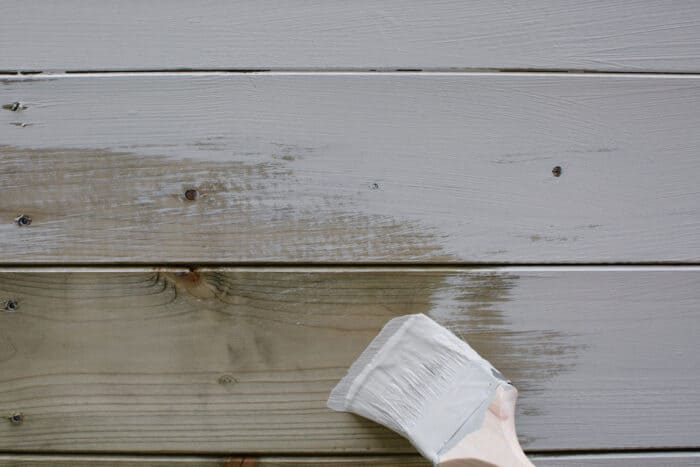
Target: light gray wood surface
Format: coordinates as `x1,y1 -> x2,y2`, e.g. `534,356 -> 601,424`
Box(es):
2,1 -> 700,72
3,73 -> 700,263
0,267 -> 697,452
5,1 -> 699,462
1,453 -> 699,466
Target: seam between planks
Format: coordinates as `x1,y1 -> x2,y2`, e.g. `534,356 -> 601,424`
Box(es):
0,265 -> 700,273
4,71 -> 700,80
0,449 -> 699,457
5,68 -> 700,75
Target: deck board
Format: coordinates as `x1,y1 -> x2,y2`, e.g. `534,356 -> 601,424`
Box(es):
1,453 -> 699,466
3,73 -> 700,263
0,267 -> 698,452
2,0 -> 700,72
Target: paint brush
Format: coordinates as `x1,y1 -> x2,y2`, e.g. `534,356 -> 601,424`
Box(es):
328,313 -> 534,466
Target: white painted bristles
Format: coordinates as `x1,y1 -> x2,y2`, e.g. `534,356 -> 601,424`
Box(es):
328,313 -> 509,465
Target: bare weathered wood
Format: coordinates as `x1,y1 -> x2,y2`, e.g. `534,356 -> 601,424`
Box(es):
2,1 -> 700,72
1,453 -> 699,466
0,455 -> 239,467
2,74 -> 700,263
0,267 -> 697,452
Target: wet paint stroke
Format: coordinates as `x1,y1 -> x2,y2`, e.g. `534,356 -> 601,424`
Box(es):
3,74 -> 700,262
428,272 -> 582,444
0,269 -> 697,451
162,269 -> 583,444
0,145 -> 450,262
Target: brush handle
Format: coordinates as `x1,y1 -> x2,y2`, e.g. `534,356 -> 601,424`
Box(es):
438,385 -> 535,467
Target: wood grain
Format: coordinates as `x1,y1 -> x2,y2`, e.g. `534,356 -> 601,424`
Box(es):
2,1 -> 700,72
1,453 -> 700,466
0,267 -> 698,452
3,73 -> 700,263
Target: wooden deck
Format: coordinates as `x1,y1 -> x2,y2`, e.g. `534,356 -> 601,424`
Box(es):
1,1 -> 699,465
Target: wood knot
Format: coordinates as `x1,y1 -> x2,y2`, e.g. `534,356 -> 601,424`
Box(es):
552,166 -> 562,177
218,374 -> 238,385
9,413 -> 24,425
175,270 -> 202,286
3,299 -> 18,312
162,269 -> 217,299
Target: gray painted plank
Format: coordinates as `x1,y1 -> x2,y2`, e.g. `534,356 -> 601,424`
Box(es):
2,1 -> 700,72
1,453 -> 699,466
0,267 -> 698,452
534,453 -> 700,467
2,73 -> 700,263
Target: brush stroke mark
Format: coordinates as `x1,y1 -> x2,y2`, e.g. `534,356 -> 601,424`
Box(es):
157,269 -> 583,407
429,273 -> 583,446
0,145 -> 451,262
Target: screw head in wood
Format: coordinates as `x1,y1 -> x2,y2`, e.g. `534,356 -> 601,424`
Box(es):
218,374 -> 237,385
3,299 -> 17,312
370,182 -> 380,190
15,214 -> 32,226
3,102 -> 25,112
552,166 -> 562,177
9,413 -> 23,425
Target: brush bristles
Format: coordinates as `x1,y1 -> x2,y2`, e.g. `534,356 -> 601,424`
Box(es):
327,314 -> 414,433
327,313 -> 508,464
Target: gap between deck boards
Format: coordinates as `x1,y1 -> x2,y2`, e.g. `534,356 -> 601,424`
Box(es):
1,452 -> 700,466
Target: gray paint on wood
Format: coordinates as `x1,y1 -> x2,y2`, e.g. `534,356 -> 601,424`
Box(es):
2,73 -> 700,263
1,453 -> 700,466
0,267 -> 698,452
534,453 -> 700,467
2,1 -> 700,72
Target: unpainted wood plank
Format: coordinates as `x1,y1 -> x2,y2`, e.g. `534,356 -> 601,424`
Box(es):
0,455 -> 240,467
2,73 -> 700,263
0,267 -> 698,452
1,453 -> 699,467
2,1 -> 700,72
260,453 -> 700,466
